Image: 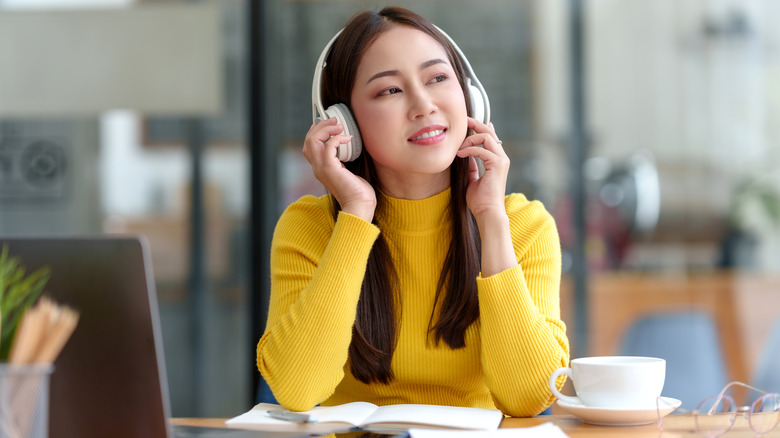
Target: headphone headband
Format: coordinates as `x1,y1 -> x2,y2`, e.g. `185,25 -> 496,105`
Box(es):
312,29 -> 343,122
311,24 -> 490,124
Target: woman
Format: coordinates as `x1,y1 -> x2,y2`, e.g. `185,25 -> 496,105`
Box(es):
257,6 -> 569,417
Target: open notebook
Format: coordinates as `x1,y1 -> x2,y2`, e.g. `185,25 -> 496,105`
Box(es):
0,236 -> 286,438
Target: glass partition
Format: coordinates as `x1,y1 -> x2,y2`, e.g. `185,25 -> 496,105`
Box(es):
0,0 -> 249,417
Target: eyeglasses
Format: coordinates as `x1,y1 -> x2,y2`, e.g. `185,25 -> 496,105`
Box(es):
657,382 -> 780,437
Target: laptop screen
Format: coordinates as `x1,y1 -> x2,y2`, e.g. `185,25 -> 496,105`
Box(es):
1,236 -> 172,438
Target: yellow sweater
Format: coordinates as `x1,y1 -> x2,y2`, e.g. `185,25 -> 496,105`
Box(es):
257,189 -> 569,417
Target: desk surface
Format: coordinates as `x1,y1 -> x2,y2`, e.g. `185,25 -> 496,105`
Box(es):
173,415 -> 780,437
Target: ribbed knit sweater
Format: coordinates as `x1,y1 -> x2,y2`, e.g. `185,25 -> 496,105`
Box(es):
257,188 -> 569,417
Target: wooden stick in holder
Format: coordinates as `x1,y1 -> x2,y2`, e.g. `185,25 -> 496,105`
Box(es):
4,298 -> 79,438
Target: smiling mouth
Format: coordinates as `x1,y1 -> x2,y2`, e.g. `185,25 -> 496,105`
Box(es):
409,129 -> 446,142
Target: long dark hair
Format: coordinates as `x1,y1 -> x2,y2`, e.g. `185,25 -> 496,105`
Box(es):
321,6 -> 481,384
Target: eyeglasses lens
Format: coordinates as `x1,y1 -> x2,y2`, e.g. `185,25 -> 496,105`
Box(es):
749,393 -> 780,435
696,395 -> 737,437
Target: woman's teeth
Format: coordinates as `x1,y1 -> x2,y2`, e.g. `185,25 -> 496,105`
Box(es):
411,129 -> 444,141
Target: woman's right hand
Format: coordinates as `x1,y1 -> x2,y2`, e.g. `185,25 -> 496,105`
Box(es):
302,118 -> 376,222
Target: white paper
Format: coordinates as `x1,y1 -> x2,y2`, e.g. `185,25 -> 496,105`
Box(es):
363,403 -> 503,430
409,422 -> 569,438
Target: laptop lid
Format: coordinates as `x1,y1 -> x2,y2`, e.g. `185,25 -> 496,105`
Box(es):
2,236 -> 312,438
1,236 -> 172,438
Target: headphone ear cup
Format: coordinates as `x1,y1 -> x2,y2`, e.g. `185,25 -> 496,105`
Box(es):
468,83 -> 486,125
325,103 -> 363,162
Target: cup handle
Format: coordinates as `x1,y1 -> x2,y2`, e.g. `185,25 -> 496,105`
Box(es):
549,367 -> 581,405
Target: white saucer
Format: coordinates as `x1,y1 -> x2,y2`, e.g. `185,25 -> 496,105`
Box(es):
556,396 -> 682,426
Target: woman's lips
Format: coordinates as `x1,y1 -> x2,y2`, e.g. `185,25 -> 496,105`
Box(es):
408,127 -> 447,145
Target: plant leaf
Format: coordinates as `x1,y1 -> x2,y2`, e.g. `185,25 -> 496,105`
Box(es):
0,244 -> 51,361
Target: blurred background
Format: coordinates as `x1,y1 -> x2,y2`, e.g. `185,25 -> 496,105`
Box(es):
1,0 -> 779,416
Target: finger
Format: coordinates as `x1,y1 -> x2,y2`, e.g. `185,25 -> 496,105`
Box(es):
323,134 -> 353,159
489,122 -> 499,140
307,135 -> 352,176
304,130 -> 351,167
467,117 -> 494,135
461,133 -> 506,155
307,116 -> 335,135
307,117 -> 341,139
468,156 -> 480,183
316,124 -> 346,143
459,141 -> 510,169
305,123 -> 345,156
467,118 -> 500,142
458,144 -> 494,162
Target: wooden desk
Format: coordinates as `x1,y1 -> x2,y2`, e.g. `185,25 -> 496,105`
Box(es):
173,415 -> 780,437
172,418 -> 228,429
503,415 -> 780,437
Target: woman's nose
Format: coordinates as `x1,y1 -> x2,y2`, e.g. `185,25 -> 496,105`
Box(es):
407,86 -> 437,119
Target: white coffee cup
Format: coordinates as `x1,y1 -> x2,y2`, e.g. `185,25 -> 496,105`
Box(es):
548,356 -> 666,409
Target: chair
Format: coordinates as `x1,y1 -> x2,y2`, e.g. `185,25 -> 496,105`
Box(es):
256,375 -> 278,404
619,311 -> 728,410
753,317 -> 780,394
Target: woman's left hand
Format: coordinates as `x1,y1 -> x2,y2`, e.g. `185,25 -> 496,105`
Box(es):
456,118 -> 510,219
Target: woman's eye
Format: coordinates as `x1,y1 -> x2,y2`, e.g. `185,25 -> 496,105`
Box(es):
380,87 -> 401,96
429,75 -> 446,84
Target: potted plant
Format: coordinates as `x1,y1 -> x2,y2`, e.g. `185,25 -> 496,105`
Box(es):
0,244 -> 50,361
721,174 -> 780,270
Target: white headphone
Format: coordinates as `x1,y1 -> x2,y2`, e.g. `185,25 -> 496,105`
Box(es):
311,25 -> 491,162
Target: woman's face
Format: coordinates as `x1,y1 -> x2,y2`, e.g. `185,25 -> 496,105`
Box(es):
350,25 -> 468,194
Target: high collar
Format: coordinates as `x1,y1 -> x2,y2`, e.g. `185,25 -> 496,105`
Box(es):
377,188 -> 451,233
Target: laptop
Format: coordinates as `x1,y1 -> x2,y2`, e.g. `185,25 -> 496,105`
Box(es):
0,236 -> 299,438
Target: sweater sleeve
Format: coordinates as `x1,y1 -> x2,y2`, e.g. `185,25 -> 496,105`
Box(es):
257,195 -> 380,411
476,194 -> 570,417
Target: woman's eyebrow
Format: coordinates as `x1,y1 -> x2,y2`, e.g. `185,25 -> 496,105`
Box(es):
420,58 -> 447,70
365,58 -> 449,85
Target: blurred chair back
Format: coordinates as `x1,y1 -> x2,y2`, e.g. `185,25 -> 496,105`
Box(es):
619,311 -> 728,410
753,317 -> 780,394
256,376 -> 277,405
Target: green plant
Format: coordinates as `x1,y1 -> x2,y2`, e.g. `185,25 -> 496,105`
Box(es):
0,244 -> 50,361
731,179 -> 780,228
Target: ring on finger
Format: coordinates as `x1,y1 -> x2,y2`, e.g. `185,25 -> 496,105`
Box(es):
496,139 -> 503,144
